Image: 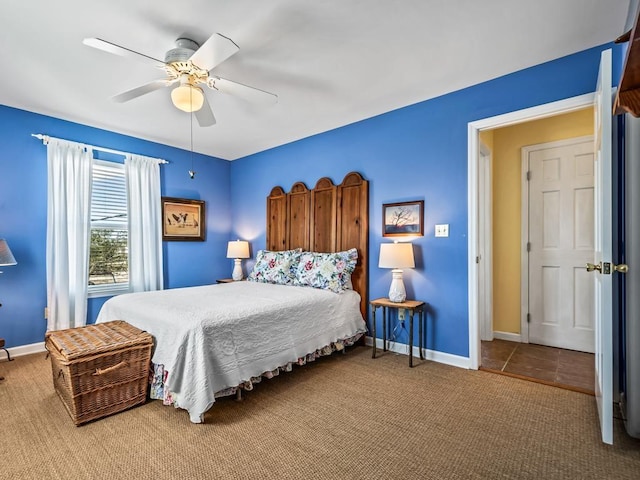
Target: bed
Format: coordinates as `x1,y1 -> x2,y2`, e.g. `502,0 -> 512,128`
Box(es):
96,171 -> 369,423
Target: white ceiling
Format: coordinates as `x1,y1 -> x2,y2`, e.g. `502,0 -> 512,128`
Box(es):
0,1 -> 631,160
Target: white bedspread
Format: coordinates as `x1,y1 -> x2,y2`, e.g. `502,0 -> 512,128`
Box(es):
96,281 -> 366,423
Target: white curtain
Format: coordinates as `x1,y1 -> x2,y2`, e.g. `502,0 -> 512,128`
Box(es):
46,139 -> 93,331
125,154 -> 164,292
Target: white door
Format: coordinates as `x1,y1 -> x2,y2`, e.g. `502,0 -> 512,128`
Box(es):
527,138 -> 595,353
593,48 -> 613,445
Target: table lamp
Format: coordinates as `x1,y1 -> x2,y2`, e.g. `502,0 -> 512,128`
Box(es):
226,240 -> 250,281
378,242 -> 414,302
0,239 -> 17,271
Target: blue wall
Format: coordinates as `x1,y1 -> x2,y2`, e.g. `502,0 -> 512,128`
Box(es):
230,43 -> 624,358
0,106 -> 231,348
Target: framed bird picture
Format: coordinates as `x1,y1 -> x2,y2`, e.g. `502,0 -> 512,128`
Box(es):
161,197 -> 206,241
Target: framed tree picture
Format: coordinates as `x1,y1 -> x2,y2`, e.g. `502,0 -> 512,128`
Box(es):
161,197 -> 205,241
382,200 -> 424,237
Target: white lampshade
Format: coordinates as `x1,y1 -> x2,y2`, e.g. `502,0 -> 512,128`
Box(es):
378,242 -> 415,269
0,239 -> 17,267
379,242 -> 414,303
226,240 -> 250,259
171,84 -> 204,113
226,240 -> 250,281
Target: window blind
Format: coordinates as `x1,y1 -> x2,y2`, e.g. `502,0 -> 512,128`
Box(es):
89,160 -> 128,288
91,161 -> 127,229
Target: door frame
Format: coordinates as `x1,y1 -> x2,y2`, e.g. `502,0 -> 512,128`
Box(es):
520,135 -> 594,345
467,92 -> 595,370
478,142 -> 493,341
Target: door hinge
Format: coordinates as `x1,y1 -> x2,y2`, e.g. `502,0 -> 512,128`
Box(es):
526,171 -> 531,181
476,255 -> 480,263
527,313 -> 531,323
527,242 -> 531,252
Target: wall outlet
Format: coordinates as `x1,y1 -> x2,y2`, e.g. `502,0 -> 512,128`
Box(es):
398,308 -> 405,321
435,224 -> 449,237
44,307 -> 48,319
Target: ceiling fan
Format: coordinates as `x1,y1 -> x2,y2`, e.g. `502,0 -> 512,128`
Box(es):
83,33 -> 278,127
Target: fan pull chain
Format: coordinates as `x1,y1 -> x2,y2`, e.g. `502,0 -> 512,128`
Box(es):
188,85 -> 196,179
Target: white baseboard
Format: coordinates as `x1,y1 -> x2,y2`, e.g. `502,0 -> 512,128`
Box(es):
492,331 -> 522,342
364,336 -> 471,369
3,341 -> 46,359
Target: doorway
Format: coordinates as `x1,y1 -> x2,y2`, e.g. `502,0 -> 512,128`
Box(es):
476,112 -> 596,392
467,93 -> 596,371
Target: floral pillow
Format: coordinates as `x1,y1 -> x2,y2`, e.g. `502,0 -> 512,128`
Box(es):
293,248 -> 358,293
247,249 -> 302,285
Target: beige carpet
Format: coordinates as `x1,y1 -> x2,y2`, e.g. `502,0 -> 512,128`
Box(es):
1,346 -> 639,479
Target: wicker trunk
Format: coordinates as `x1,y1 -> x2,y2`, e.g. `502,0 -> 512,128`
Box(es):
45,320 -> 153,425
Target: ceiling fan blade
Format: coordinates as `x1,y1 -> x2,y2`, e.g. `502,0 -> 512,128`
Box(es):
83,38 -> 165,67
207,77 -> 278,105
189,33 -> 239,72
195,94 -> 216,127
112,79 -> 172,103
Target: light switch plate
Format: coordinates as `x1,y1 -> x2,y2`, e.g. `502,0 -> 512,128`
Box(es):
435,224 -> 449,237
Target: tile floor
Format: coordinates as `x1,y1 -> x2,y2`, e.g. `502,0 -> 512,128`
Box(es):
480,339 -> 595,395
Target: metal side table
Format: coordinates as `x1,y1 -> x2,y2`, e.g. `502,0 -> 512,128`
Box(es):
370,297 -> 426,367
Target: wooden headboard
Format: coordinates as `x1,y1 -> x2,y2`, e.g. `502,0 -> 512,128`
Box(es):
266,172 -> 369,315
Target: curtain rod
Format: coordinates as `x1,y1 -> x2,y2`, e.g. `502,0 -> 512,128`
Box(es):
31,134 -> 168,164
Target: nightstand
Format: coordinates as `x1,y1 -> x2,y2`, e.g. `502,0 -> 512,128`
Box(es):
370,297 -> 425,367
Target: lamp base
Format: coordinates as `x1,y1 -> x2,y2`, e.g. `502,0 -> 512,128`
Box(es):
232,259 -> 243,281
388,269 -> 406,303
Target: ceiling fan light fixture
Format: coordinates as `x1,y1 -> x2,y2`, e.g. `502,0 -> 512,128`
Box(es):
171,83 -> 204,112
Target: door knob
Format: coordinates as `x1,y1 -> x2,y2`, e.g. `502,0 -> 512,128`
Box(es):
586,262 -> 602,273
614,263 -> 629,273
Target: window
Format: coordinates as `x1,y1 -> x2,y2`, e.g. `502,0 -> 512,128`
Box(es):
88,160 -> 129,297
